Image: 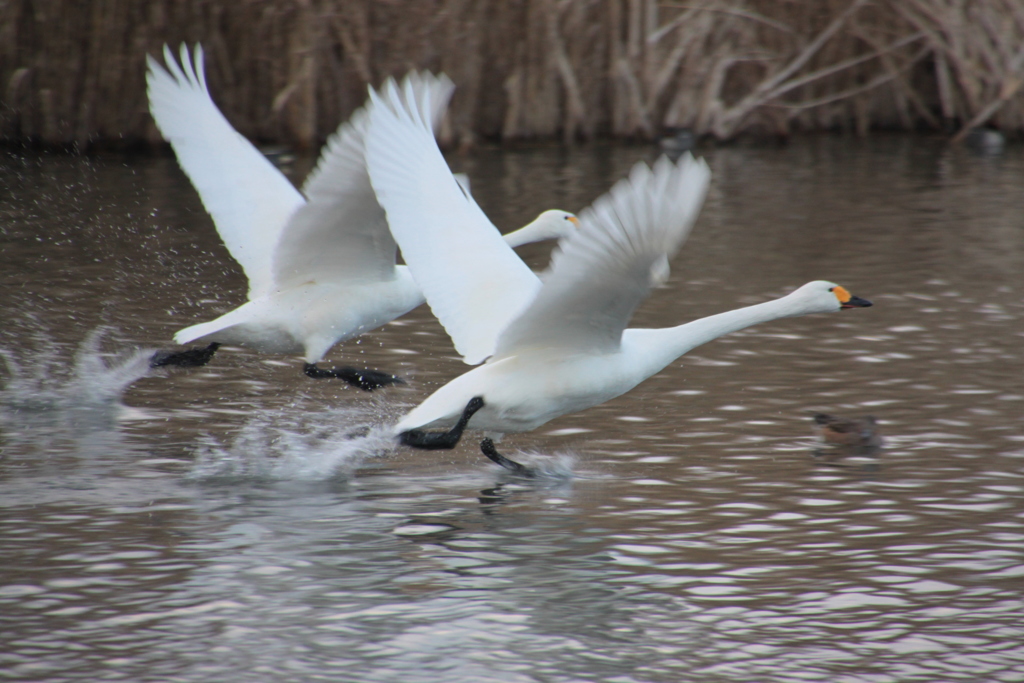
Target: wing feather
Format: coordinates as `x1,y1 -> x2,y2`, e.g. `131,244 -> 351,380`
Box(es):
146,44 -> 303,298
493,154 -> 711,357
364,76 -> 541,364
274,73 -> 456,288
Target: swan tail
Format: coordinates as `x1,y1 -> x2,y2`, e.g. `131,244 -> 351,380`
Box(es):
173,318 -> 231,346
172,303 -> 260,345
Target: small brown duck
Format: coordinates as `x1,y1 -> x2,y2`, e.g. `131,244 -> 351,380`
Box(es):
813,413 -> 883,449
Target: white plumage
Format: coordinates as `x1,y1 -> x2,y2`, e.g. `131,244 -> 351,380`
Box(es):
147,46 -> 578,384
363,75 -> 872,460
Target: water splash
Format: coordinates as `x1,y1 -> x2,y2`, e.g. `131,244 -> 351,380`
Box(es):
0,327 -> 154,436
491,448 -> 579,481
187,403 -> 398,482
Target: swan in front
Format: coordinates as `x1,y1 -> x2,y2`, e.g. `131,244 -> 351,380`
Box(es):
146,45 -> 578,389
363,76 -> 873,474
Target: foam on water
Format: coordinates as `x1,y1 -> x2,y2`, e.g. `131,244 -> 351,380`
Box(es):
187,403 -> 399,482
186,402 -> 582,483
495,449 -> 579,481
0,327 -> 155,435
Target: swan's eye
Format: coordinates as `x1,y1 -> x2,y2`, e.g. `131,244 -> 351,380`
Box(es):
831,285 -> 852,304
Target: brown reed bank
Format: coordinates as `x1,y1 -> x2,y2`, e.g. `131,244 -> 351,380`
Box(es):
2,0 -> 1023,150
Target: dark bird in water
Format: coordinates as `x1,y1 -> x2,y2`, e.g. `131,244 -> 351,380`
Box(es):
813,413 -> 883,449
964,128 -> 1005,155
657,127 -> 696,159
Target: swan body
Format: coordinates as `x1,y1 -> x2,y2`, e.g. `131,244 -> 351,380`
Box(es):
364,75 -> 872,449
394,281 -> 868,434
147,45 -> 576,378
174,274 -> 421,361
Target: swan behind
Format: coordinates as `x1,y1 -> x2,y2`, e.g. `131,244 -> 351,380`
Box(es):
147,46 -> 577,388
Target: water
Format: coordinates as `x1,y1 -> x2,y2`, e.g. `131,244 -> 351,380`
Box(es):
2,137 -> 1024,682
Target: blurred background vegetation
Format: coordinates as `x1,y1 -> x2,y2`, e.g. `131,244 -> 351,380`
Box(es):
2,0 -> 1023,150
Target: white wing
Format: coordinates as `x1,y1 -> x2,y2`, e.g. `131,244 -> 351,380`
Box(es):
493,154 -> 711,357
453,173 -> 472,197
274,73 -> 455,288
146,44 -> 304,298
364,76 -> 541,365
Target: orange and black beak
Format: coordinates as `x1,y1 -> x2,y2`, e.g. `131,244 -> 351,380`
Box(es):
832,285 -> 872,309
841,296 -> 872,309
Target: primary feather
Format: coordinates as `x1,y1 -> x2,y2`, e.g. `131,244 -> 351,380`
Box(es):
493,156 -> 710,357
147,44 -> 303,299
365,79 -> 542,365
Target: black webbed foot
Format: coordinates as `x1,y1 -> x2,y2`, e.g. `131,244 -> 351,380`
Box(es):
149,342 -> 220,369
303,363 -> 405,391
480,438 -> 536,478
399,396 -> 484,450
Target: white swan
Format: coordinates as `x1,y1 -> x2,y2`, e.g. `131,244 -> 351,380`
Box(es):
146,45 -> 578,389
363,76 -> 873,472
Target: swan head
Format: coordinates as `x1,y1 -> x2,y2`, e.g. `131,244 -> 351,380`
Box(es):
789,281 -> 873,314
524,210 -> 580,241
502,210 -> 580,249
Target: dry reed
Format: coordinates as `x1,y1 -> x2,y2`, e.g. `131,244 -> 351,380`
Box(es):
2,0 -> 1022,149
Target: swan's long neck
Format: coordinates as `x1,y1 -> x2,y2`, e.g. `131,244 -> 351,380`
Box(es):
503,217 -> 555,248
625,294 -> 817,382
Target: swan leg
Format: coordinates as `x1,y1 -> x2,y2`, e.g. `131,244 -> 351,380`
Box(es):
399,396 -> 484,449
149,342 -> 220,369
480,438 -> 536,478
303,363 -> 405,391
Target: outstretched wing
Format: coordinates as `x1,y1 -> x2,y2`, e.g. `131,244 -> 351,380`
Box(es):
493,154 -> 711,357
364,76 -> 541,365
274,73 -> 457,289
147,44 -> 304,298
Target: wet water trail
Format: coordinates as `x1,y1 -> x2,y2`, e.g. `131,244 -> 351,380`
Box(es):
1,139 -> 1023,682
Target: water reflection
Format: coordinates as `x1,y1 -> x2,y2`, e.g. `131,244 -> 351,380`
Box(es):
2,139 -> 1024,681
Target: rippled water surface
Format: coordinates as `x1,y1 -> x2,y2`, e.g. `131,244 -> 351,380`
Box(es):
2,138 -> 1023,682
